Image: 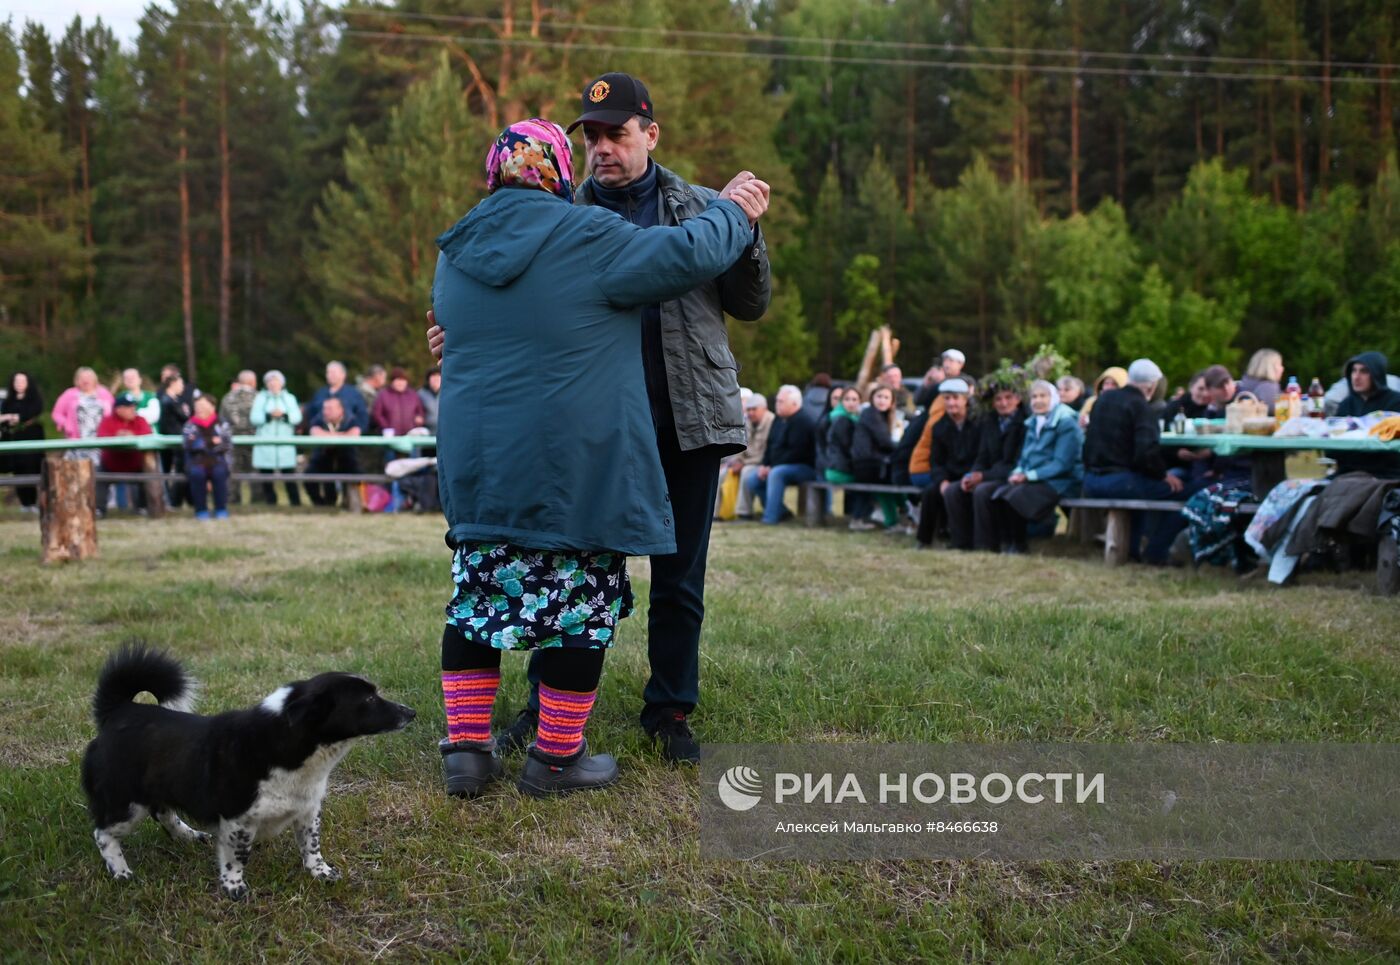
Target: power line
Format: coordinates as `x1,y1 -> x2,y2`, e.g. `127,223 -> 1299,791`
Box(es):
167,17 -> 1400,86
340,7 -> 1396,74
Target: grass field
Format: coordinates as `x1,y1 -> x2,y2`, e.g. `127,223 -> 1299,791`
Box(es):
1,507 -> 1397,962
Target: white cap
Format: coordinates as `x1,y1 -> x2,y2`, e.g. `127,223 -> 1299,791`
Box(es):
1127,359 -> 1164,385
938,378 -> 970,395
942,349 -> 966,364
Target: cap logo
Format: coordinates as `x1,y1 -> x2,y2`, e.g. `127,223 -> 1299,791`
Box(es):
589,80 -> 611,103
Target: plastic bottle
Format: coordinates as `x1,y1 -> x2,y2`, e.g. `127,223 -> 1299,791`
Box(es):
1285,376 -> 1302,421
1307,377 -> 1325,418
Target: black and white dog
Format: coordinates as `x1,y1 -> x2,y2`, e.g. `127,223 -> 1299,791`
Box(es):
81,646 -> 415,899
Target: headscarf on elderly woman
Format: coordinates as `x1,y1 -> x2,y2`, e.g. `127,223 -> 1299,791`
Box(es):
428,118 -> 761,797
986,379 -> 1085,553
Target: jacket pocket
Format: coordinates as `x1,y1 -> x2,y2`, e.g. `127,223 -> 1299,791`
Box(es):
702,341 -> 743,430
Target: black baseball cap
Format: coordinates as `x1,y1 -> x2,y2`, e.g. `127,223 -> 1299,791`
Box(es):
114,392 -> 140,408
566,73 -> 654,133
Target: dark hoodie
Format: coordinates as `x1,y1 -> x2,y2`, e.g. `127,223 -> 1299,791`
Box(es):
1335,351 -> 1400,479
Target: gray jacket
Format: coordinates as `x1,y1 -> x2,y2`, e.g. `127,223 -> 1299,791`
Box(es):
576,163 -> 771,454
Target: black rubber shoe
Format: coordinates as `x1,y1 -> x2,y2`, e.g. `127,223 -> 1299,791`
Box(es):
517,740 -> 619,797
440,738 -> 504,798
647,710 -> 701,765
495,706 -> 538,756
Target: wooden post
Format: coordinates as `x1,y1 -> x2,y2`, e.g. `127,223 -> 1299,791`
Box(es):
39,455 -> 99,563
345,481 -> 363,513
142,451 -> 167,519
803,483 -> 825,527
1102,509 -> 1132,566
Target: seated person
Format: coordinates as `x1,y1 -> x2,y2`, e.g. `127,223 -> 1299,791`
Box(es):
305,396 -> 362,507
850,384 -> 903,530
1334,351 -> 1400,480
1081,359 -> 1185,564
991,380 -> 1084,554
1195,365 -> 1252,489
96,393 -> 153,515
944,381 -> 1026,551
182,395 -> 233,520
1078,366 -> 1128,428
1056,376 -> 1086,412
725,391 -> 774,520
741,384 -> 817,525
914,378 -> 980,549
823,386 -> 869,527
1161,371 -> 1212,424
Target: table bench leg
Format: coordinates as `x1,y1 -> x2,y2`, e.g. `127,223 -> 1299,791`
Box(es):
1251,452 -> 1287,498
1103,509 -> 1132,566
802,484 -> 825,528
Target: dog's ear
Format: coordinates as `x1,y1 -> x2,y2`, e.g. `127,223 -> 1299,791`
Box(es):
284,686 -> 331,727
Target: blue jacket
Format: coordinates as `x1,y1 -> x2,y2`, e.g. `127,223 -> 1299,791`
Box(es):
307,384 -> 369,434
431,187 -> 751,555
1012,403 -> 1084,496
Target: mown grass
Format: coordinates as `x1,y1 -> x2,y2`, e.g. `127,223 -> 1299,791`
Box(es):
0,508 -> 1396,962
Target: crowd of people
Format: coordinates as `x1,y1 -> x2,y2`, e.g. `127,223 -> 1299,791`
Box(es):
0,361 -> 442,519
714,346 -> 1400,572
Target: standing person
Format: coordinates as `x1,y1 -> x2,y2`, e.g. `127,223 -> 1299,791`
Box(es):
116,368 -> 161,426
183,395 -> 233,520
0,372 -> 45,511
156,374 -> 191,508
429,117 -> 763,796
219,370 -> 258,505
250,370 -> 302,506
427,74 -> 771,764
307,361 -> 370,433
52,367 -> 113,465
371,367 -> 426,439
95,393 -> 154,515
358,364 -> 387,432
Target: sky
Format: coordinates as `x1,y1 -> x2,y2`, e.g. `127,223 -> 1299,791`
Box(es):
7,1 -> 161,47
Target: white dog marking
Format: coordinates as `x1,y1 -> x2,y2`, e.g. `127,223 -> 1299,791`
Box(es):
260,686 -> 293,715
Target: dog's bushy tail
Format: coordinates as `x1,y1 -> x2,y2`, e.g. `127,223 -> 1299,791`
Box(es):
93,645 -> 197,727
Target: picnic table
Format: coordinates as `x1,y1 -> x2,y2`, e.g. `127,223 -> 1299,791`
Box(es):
1160,431 -> 1400,494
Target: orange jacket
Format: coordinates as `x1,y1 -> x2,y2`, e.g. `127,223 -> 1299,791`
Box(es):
907,395 -> 946,476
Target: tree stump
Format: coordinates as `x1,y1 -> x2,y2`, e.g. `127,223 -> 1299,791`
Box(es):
39,455 -> 99,563
142,451 -> 167,519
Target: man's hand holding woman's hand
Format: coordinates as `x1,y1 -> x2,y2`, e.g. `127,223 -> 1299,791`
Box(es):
719,171 -> 770,226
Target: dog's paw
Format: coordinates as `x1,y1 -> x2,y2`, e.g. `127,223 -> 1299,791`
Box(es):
309,863 -> 341,882
220,880 -> 250,901
193,831 -> 213,845
112,869 -> 135,882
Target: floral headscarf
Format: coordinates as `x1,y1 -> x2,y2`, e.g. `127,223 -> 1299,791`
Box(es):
485,118 -> 575,203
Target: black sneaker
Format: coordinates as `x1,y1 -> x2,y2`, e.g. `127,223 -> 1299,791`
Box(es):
648,710 -> 701,765
495,706 -> 538,755
517,740 -> 619,797
440,738 -> 504,798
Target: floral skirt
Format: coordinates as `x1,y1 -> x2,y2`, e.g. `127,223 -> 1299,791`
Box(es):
445,542 -> 633,651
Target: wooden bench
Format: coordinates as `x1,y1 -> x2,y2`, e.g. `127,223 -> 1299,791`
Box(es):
803,480 -> 923,527
1060,497 -> 1257,567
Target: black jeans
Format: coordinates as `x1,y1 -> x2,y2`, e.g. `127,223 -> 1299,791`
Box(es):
527,425 -> 721,726
304,449 -> 358,506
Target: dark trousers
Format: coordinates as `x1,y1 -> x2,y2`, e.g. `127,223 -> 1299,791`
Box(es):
443,625 -> 604,691
162,450 -> 185,508
304,449 -> 359,506
1083,470 -> 1184,564
915,482 -> 949,546
188,461 -> 229,514
528,426 -> 721,725
261,468 -> 301,506
941,479 -> 985,549
96,478 -> 147,513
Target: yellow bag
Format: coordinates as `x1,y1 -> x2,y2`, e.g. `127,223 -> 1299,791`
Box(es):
717,470 -> 740,521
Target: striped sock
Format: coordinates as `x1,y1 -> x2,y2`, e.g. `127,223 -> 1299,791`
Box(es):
535,683 -> 597,759
442,669 -> 500,744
